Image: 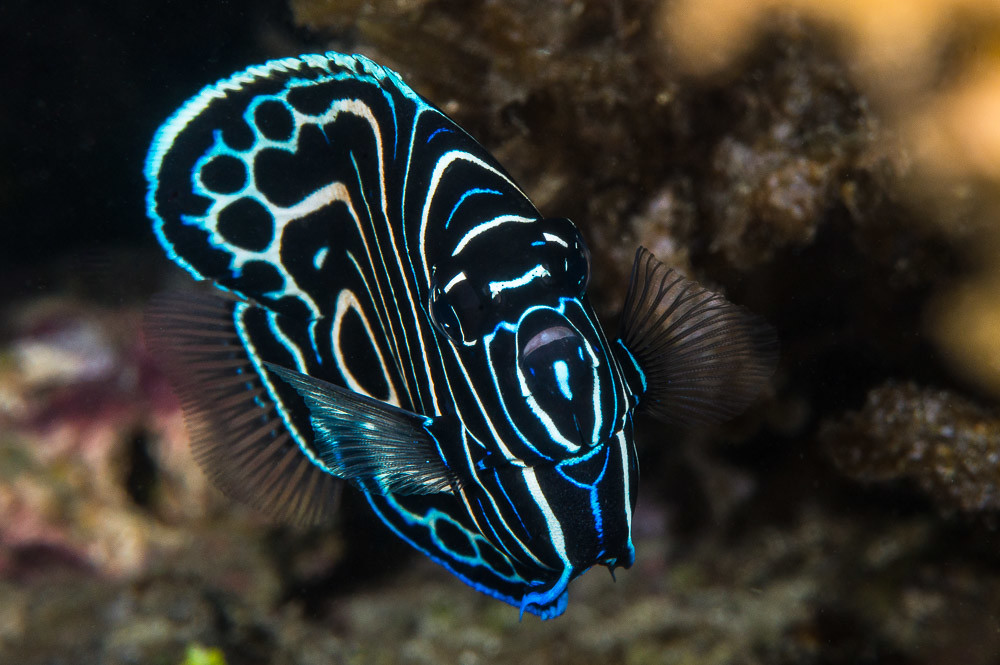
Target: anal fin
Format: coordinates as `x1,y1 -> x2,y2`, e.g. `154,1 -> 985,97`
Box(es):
143,290 -> 342,524
619,247 -> 778,426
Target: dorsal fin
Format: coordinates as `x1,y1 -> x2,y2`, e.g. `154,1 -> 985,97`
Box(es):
619,247 -> 777,426
143,290 -> 342,524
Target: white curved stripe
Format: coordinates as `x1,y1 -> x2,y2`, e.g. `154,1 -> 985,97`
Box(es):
233,301 -> 331,473
396,107 -> 443,415
321,101 -> 408,398
311,100 -> 429,414
454,436 -> 547,567
343,154 -> 416,404
267,309 -> 308,372
349,103 -> 436,415
457,487 -> 547,569
444,271 -> 468,293
447,340 -> 521,463
331,288 -> 400,406
522,467 -> 569,566
345,251 -> 413,404
582,331 -> 604,448
515,352 -> 584,454
616,429 -> 632,537
481,300 -> 582,459
418,150 -> 528,283
452,215 -> 535,257
541,232 -> 568,247
553,361 -> 572,400
488,264 -> 549,298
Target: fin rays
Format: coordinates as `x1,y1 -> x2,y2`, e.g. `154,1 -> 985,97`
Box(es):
620,247 -> 778,426
264,363 -> 460,496
144,291 -> 342,525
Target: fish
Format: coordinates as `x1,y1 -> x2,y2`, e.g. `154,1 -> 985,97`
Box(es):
143,51 -> 777,619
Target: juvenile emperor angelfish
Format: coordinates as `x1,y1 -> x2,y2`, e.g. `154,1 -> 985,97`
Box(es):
143,51 -> 777,619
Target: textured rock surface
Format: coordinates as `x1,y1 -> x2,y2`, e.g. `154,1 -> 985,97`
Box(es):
824,382 -> 1000,513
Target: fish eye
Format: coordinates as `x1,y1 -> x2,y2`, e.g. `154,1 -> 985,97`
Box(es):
429,270 -> 488,346
566,229 -> 591,295
429,285 -> 462,340
537,218 -> 591,296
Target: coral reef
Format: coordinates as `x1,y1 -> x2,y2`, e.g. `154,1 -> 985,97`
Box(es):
0,291 -> 219,581
824,381 -> 1000,513
661,0 -> 1000,397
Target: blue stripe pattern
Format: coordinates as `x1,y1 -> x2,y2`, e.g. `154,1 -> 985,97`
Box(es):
145,51 -> 640,619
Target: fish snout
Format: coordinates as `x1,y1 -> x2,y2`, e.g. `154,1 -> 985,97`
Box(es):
516,310 -> 599,443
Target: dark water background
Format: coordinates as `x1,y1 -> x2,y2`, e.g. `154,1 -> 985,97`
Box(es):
2,0 -> 293,267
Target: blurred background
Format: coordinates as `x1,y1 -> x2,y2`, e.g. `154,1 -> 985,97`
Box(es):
2,0 -> 1000,662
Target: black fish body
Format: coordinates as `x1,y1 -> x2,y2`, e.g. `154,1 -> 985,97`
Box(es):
144,52 -> 776,619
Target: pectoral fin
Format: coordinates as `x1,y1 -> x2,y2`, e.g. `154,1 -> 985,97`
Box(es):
264,362 -> 460,495
618,247 -> 778,426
